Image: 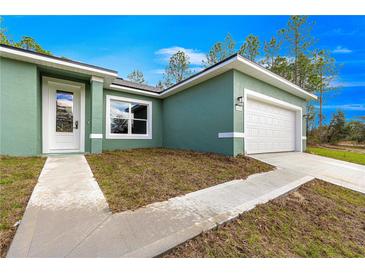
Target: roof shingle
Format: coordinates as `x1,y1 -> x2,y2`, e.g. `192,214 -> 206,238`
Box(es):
112,78 -> 162,93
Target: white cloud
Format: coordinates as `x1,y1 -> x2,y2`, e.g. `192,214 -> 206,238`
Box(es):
155,46 -> 206,65
327,28 -> 359,36
151,69 -> 165,75
332,46 -> 352,54
315,104 -> 365,111
331,80 -> 365,88
56,99 -> 72,108
110,105 -> 130,118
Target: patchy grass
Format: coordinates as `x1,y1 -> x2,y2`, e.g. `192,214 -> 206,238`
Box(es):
162,179 -> 365,258
0,156 -> 45,257
86,148 -> 272,212
307,146 -> 365,165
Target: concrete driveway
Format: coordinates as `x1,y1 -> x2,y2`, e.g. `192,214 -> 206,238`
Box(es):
251,152 -> 365,194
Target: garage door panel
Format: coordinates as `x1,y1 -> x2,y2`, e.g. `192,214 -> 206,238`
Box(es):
246,98 -> 296,154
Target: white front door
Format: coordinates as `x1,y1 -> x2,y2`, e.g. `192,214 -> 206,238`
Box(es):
42,77 -> 85,153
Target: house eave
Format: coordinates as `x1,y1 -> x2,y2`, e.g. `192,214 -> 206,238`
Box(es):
108,84 -> 161,97
159,55 -> 317,101
0,45 -> 118,86
235,55 -> 317,101
1,44 -> 317,101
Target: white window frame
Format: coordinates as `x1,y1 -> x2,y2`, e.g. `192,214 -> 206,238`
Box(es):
106,95 -> 152,139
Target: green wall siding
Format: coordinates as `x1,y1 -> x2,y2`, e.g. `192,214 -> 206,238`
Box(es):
90,80 -> 104,153
233,70 -> 307,154
163,71 -> 235,155
0,57 -> 308,157
0,58 -> 41,156
233,72 -> 244,156
102,89 -> 163,151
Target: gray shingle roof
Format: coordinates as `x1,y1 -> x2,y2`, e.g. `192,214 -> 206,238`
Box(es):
112,78 -> 162,93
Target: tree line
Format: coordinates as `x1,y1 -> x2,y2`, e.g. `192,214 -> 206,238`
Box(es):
128,16 -> 339,135
310,111 -> 365,145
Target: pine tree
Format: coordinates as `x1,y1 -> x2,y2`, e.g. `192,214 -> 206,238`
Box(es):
16,36 -> 52,55
310,50 -> 338,128
203,33 -> 236,67
163,51 -> 191,87
238,34 -> 260,61
0,17 -> 12,45
279,16 -> 315,86
127,70 -> 146,84
156,80 -> 164,90
262,36 -> 282,69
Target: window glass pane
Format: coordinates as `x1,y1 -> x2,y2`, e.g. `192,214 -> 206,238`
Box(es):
110,100 -> 130,134
131,120 -> 147,134
111,118 -> 129,134
131,103 -> 147,120
56,91 -> 73,132
110,100 -> 130,119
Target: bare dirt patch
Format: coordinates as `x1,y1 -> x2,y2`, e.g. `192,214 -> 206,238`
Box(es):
86,148 -> 272,212
321,143 -> 365,154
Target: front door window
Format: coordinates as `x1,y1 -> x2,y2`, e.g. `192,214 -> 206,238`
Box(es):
56,91 -> 74,133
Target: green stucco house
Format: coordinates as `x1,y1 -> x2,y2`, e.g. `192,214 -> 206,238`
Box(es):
0,44 -> 317,157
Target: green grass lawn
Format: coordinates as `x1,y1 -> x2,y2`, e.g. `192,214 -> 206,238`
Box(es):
0,156 -> 45,257
163,179 -> 365,258
86,148 -> 272,212
307,146 -> 365,165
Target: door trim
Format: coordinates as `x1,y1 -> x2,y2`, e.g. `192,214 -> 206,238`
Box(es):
42,76 -> 85,154
243,88 -> 303,154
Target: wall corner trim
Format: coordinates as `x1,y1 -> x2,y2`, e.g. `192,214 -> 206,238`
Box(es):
90,76 -> 104,83
90,133 -> 103,139
218,132 -> 245,138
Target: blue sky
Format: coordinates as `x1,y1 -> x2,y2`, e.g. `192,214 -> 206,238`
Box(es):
2,15 -> 364,124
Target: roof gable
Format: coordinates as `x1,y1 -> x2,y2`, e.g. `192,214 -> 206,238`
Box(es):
0,44 -> 317,101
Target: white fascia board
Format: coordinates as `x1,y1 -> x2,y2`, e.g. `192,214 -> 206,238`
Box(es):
0,46 -> 118,78
236,55 -> 317,101
108,84 -> 161,98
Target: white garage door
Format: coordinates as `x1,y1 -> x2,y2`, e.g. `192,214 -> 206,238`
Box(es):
245,98 -> 296,154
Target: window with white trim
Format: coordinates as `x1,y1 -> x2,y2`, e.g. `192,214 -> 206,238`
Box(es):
106,95 -> 152,139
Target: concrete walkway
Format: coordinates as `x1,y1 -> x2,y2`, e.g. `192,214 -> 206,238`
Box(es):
7,155 -> 111,257
252,152 -> 365,194
8,154 -> 314,257
67,168 -> 312,258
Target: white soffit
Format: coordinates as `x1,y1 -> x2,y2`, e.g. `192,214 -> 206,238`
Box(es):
0,46 -> 118,80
